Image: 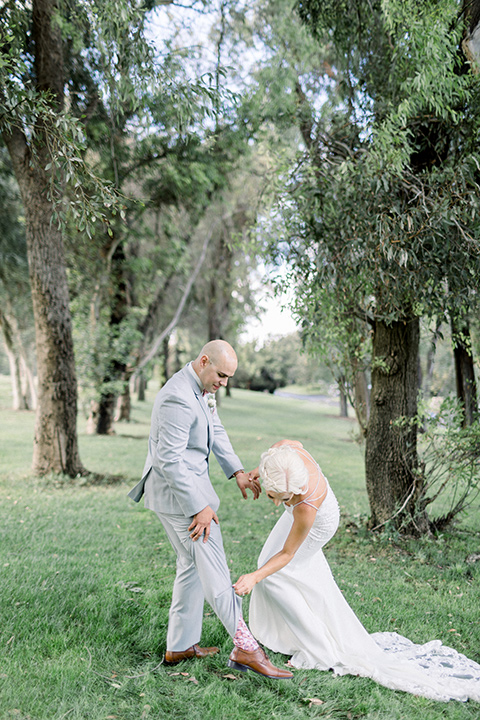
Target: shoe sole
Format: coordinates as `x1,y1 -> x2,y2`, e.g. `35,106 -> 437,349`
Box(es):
227,659 -> 293,679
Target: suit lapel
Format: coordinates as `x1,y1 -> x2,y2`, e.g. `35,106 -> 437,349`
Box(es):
182,365 -> 214,453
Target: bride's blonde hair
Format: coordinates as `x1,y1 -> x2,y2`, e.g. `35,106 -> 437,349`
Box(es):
259,445 -> 309,495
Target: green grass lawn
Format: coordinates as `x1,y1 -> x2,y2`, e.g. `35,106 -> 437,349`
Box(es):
0,375 -> 479,719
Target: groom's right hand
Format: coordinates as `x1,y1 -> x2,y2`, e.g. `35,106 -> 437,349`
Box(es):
189,506 -> 219,543
235,471 -> 261,500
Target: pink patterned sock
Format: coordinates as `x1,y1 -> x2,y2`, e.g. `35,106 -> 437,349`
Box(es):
233,617 -> 259,651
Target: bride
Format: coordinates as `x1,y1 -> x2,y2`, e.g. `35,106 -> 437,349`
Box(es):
233,439 -> 480,702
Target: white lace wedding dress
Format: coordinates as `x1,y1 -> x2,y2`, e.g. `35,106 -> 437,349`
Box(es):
249,479 -> 480,702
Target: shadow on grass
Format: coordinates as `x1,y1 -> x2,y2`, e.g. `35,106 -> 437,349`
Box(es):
41,470 -> 128,488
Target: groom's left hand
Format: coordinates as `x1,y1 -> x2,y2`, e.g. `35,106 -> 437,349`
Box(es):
235,471 -> 261,500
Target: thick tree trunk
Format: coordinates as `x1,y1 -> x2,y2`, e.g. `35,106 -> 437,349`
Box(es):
26,193 -> 82,473
365,316 -> 428,533
2,0 -> 83,475
451,318 -> 478,426
10,177 -> 83,472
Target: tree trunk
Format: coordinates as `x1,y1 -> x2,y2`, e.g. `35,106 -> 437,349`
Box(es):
365,316 -> 428,533
0,309 -> 26,410
2,0 -> 83,475
3,300 -> 37,410
462,0 -> 480,71
423,325 -> 439,397
174,343 -> 183,374
207,231 -> 233,343
451,318 -> 478,426
137,371 -> 146,401
338,375 -> 348,417
26,192 -> 83,472
93,394 -> 117,434
115,370 -> 132,422
88,238 -> 128,434
20,354 -> 38,411
162,335 -> 170,383
352,364 -> 370,435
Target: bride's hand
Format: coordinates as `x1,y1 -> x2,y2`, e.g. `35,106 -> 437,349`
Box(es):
233,573 -> 257,597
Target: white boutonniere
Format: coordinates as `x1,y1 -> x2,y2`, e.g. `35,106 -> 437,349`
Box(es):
206,394 -> 216,413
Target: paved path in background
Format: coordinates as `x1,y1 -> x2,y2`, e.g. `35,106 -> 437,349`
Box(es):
274,390 -> 339,407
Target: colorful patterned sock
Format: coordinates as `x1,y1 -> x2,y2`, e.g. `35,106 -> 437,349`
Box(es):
233,616 -> 259,651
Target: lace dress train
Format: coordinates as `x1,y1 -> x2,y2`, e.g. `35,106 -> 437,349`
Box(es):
249,484 -> 480,702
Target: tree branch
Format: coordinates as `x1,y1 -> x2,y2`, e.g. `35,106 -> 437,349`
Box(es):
135,223 -> 215,372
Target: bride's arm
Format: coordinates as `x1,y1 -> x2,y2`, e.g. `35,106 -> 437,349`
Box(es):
233,505 -> 315,596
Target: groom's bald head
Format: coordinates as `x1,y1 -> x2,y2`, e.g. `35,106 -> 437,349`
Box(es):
192,339 -> 238,393
199,339 -> 237,366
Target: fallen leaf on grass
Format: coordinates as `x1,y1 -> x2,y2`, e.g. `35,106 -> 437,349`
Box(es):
222,674 -> 238,680
305,697 -> 325,707
188,676 -> 199,684
116,580 -> 144,593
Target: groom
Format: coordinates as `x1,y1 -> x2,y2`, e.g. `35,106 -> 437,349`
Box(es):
128,339 -> 293,679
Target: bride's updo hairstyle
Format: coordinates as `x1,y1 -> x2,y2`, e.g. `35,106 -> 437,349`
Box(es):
259,445 -> 309,495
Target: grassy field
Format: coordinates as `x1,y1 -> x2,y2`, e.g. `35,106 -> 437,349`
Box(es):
0,375 -> 479,719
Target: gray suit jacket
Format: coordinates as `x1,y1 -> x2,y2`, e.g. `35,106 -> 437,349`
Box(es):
128,364 -> 242,517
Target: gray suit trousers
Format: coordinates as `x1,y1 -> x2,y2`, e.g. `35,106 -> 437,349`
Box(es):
156,512 -> 242,651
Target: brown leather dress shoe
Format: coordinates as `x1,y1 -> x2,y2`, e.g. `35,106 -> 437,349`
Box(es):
164,644 -> 220,666
228,646 -> 293,679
